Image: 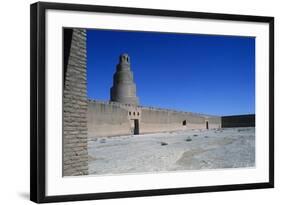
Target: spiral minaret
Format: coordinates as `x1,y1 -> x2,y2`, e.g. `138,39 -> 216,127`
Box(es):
110,53 -> 139,105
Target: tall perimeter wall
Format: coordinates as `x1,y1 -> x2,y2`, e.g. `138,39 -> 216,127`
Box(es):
88,100 -> 131,137
141,107 -> 221,133
88,100 -> 221,138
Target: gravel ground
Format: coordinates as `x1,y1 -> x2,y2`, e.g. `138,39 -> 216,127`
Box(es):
88,127 -> 255,175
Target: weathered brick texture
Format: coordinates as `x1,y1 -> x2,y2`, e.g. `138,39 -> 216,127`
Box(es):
63,28 -> 88,176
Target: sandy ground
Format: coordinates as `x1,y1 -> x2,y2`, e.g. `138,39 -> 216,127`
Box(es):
88,127 -> 255,175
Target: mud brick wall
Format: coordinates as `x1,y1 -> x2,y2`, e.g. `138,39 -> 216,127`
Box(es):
221,114 -> 255,128
88,100 -> 132,138
140,107 -> 221,133
63,28 -> 88,176
88,100 -> 221,138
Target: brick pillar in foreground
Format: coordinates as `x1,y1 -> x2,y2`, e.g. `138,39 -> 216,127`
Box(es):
63,28 -> 88,176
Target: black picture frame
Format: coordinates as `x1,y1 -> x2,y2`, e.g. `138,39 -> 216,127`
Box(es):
30,2 -> 274,203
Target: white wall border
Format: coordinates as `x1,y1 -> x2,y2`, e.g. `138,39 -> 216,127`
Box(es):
46,9 -> 269,196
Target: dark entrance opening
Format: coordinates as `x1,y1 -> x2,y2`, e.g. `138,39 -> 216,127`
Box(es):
133,119 -> 139,135
206,121 -> 209,129
182,120 -> 187,126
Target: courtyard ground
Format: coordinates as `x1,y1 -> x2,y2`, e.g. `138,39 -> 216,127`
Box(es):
88,127 -> 255,175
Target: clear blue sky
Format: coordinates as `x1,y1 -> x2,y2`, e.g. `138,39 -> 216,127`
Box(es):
86,29 -> 255,116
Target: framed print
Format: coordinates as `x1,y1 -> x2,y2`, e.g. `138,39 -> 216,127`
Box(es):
30,2 -> 274,203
